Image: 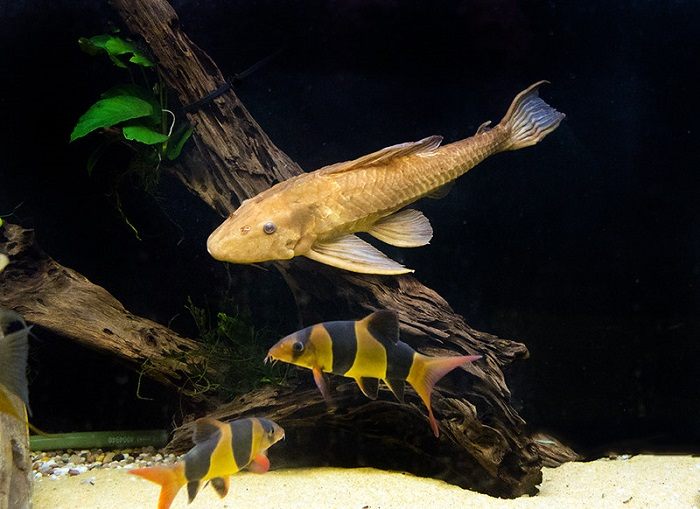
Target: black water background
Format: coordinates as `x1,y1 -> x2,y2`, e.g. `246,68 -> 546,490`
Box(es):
0,1 -> 698,457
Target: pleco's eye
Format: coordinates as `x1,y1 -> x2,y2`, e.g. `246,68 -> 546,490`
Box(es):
263,222 -> 276,234
292,341 -> 304,353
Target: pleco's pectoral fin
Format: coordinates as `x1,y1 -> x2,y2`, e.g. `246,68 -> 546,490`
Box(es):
367,209 -> 433,247
210,477 -> 230,498
248,453 -> 271,474
356,377 -> 379,400
384,379 -> 405,403
306,234 -> 413,275
312,367 -> 333,402
187,480 -> 202,503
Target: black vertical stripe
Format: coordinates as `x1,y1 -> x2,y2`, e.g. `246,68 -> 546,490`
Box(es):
184,432 -> 219,481
326,321 -> 358,375
386,341 -> 415,380
231,418 -> 253,469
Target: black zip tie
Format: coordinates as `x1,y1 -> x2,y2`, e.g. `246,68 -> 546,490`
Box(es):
183,48 -> 283,113
183,82 -> 231,112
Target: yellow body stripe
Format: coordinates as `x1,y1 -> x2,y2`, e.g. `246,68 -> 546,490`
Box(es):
206,422 -> 237,479
345,322 -> 387,379
310,325 -> 334,372
249,419 -> 263,464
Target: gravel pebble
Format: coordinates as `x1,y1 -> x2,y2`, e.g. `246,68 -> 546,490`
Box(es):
32,448 -> 184,479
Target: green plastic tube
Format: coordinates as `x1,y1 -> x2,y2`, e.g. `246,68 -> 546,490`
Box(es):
30,430 -> 169,451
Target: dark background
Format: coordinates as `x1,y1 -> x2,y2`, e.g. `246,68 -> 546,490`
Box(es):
0,1 -> 698,456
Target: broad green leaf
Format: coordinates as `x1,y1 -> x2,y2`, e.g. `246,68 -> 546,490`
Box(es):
128,54 -> 154,67
102,85 -> 161,125
78,34 -> 153,68
122,125 -> 169,145
165,125 -> 193,160
70,96 -> 153,142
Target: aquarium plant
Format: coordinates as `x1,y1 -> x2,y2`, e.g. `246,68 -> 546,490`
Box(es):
70,34 -> 193,237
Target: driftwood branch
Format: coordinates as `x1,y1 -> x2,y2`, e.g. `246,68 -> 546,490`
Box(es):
109,0 -> 545,497
0,223 -> 222,399
0,389 -> 31,509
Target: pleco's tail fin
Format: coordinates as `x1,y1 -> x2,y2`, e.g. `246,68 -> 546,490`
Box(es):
130,464 -> 186,509
498,81 -> 565,151
407,354 -> 481,437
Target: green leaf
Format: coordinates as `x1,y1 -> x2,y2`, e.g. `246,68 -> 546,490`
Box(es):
101,85 -> 161,125
122,125 -> 169,145
78,34 -> 153,68
70,96 -> 153,142
165,125 -> 193,160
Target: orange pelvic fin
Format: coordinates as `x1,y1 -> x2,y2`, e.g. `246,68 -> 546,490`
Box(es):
409,354 -> 481,437
248,453 -> 271,474
312,366 -> 333,402
130,464 -> 185,509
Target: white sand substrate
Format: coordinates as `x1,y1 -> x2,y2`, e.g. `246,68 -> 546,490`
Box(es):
34,454 -> 700,509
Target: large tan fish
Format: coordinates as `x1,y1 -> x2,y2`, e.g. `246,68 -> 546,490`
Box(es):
207,82 -> 565,274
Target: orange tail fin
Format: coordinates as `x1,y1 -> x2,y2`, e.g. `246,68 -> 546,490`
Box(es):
407,354 -> 481,437
130,464 -> 186,509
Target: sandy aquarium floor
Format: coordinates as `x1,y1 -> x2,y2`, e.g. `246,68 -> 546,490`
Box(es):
34,455 -> 700,509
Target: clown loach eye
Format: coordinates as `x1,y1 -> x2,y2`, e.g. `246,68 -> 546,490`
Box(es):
263,222 -> 276,235
292,341 -> 304,353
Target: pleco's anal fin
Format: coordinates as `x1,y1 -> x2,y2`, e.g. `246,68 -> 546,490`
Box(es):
356,377 -> 379,400
367,209 -> 433,247
248,453 -> 271,474
306,234 -> 413,275
210,477 -> 230,498
384,378 -> 406,403
425,181 -> 455,200
363,310 -> 399,344
192,417 -> 223,443
318,135 -> 443,175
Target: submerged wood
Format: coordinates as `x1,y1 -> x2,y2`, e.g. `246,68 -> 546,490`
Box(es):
0,390 -> 31,509
0,224 -> 222,399
112,0 -> 550,496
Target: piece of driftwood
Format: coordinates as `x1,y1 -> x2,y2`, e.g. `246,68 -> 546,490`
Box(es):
0,389 -> 31,509
110,0 -> 550,497
0,223 -> 223,399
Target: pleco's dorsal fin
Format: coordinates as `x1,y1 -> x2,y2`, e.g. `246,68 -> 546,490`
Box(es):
363,309 -> 399,344
367,209 -> 433,247
319,135 -> 443,175
306,234 -> 413,275
192,417 -> 222,444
